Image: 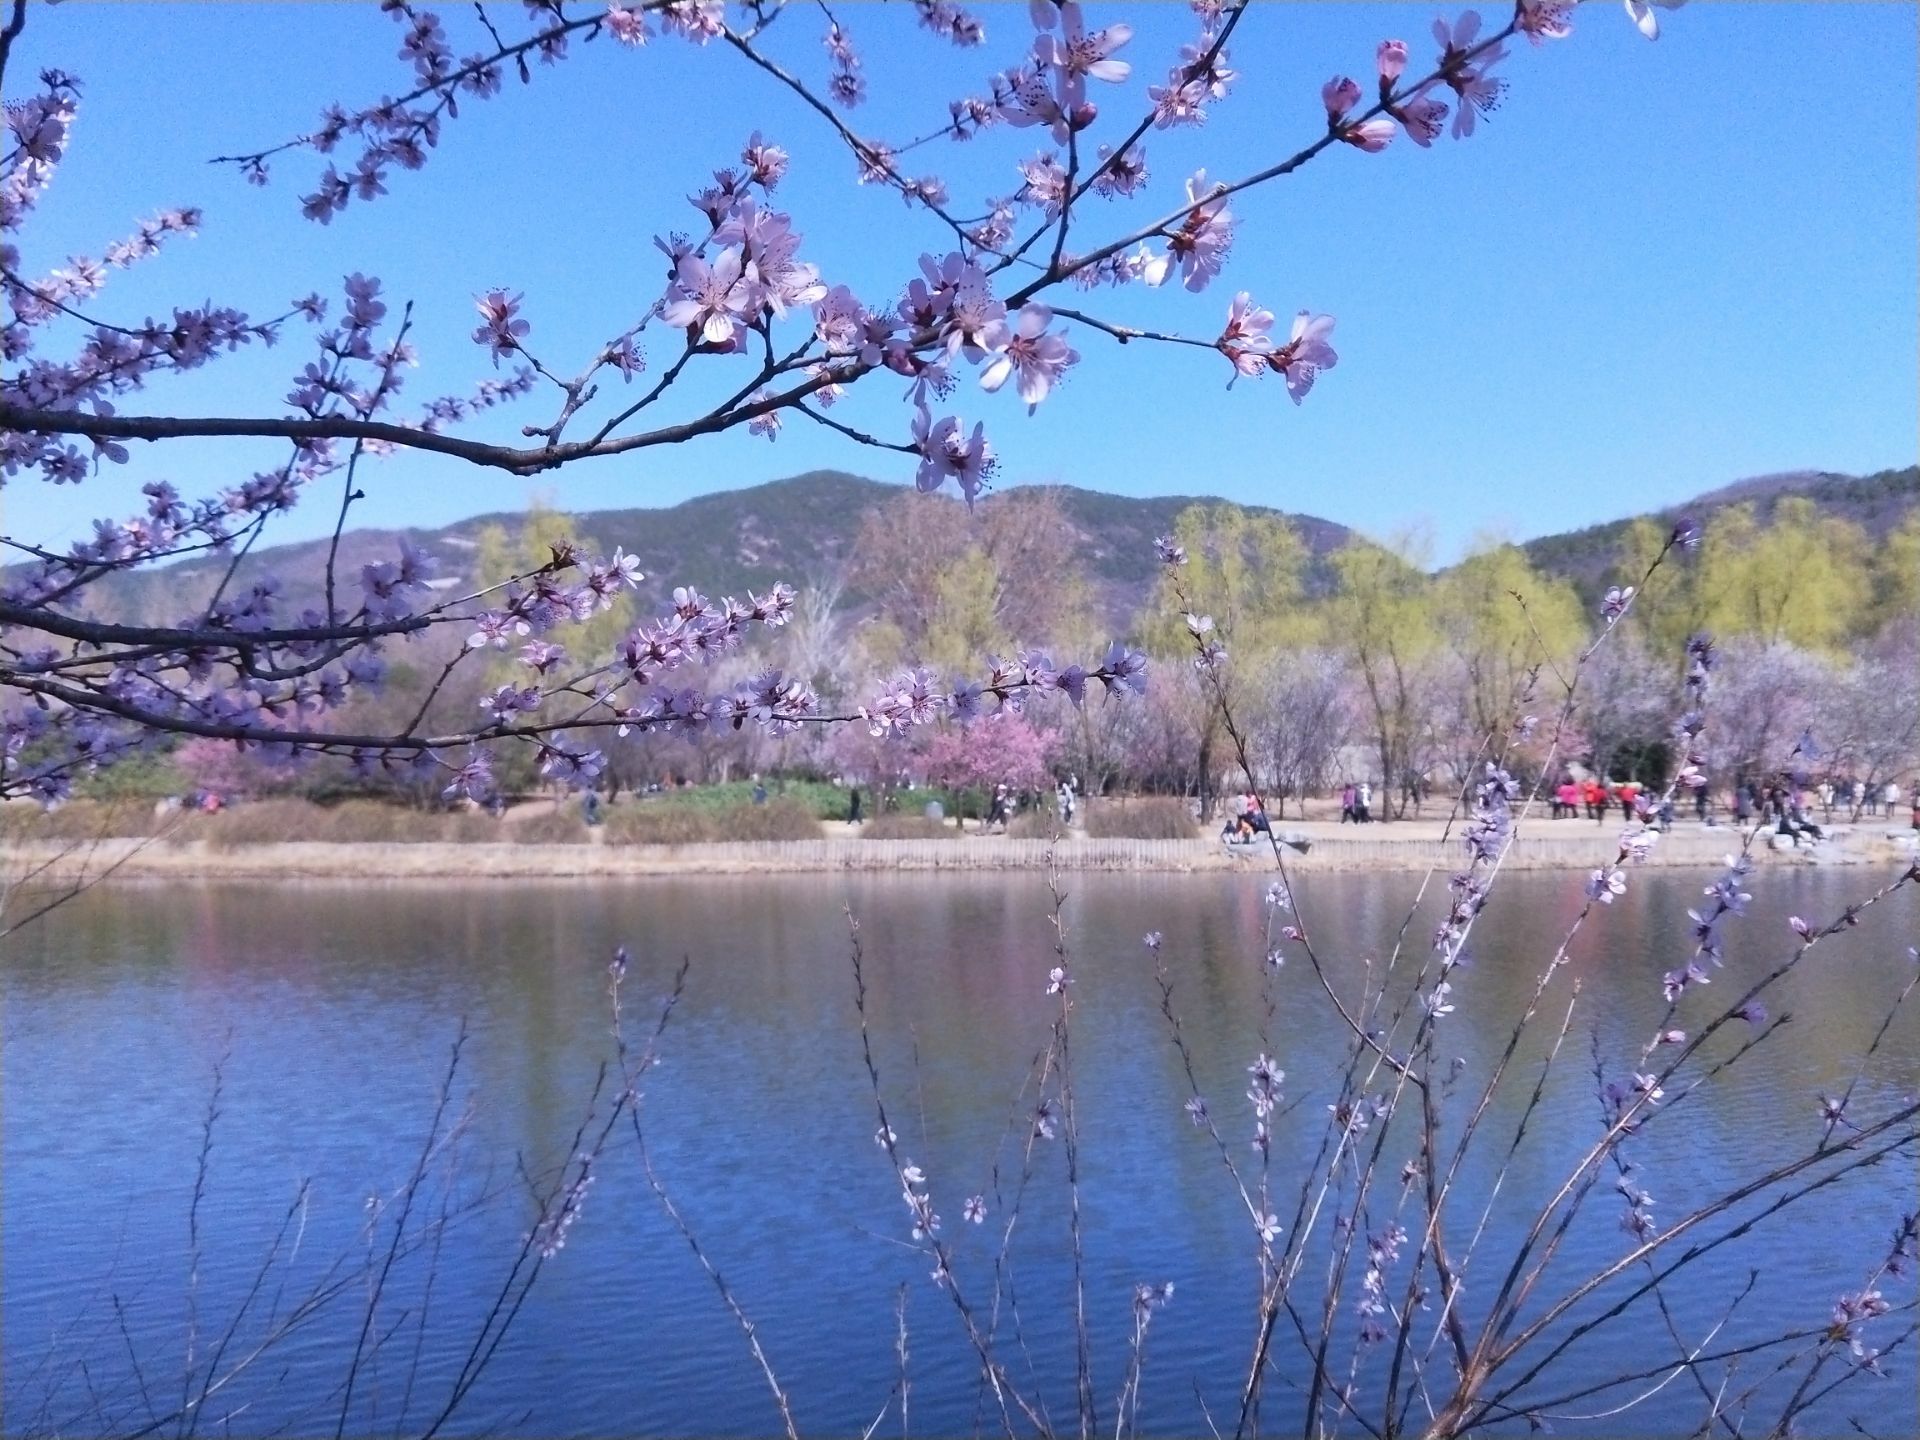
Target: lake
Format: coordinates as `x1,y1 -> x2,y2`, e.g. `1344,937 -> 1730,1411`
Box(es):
3,868 -> 1915,1438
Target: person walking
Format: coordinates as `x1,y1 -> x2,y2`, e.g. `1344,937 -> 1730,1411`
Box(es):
1339,782 -> 1356,824
1883,779 -> 1901,819
848,787 -> 863,826
1357,780 -> 1373,824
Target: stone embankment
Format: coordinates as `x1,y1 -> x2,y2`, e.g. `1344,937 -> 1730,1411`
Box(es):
7,821 -> 1913,883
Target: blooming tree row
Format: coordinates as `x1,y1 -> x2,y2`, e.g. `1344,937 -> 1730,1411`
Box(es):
4,0 -> 1684,808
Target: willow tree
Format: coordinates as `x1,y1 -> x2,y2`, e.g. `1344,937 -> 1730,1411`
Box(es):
1432,539 -> 1585,765
1326,535 -> 1439,819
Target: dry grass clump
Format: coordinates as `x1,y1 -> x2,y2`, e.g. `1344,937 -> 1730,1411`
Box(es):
1082,798 -> 1197,840
1005,811 -> 1068,840
860,814 -> 955,840
605,798 -> 821,845
197,800 -> 499,848
506,809 -> 592,845
0,800 -> 163,841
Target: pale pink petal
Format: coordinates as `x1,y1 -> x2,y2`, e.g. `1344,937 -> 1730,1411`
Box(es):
660,297 -> 701,328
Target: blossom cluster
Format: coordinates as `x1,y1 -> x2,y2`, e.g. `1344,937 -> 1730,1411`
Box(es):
856,643 -> 1146,739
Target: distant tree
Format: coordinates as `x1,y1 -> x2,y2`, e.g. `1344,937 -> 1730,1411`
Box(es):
1248,650 -> 1347,818
1812,652 -> 1920,810
1569,627 -> 1674,785
1703,639 -> 1830,786
1432,540 -> 1584,755
924,714 -> 1057,814
1693,499 -> 1872,652
1868,512 -> 1920,633
850,488 -> 1090,665
1325,536 -> 1439,818
1141,502 -> 1315,656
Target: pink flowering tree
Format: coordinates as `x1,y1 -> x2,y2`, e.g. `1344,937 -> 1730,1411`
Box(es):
923,710 -> 1057,815
5,0 -> 1617,807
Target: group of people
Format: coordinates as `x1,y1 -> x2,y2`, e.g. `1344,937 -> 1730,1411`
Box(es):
1337,782 -> 1374,824
1731,781 -> 1829,844
1222,791 -> 1273,844
1811,778 -> 1907,820
1549,777 -> 1647,822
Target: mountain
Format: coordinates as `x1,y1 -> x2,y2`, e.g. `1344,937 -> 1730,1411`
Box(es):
43,471 -> 1356,633
21,464 -> 1915,632
1517,465 -> 1920,602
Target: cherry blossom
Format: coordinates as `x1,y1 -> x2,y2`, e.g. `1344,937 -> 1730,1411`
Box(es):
1433,11 -> 1507,139
1271,311 -> 1338,404
471,290 -> 530,363
979,304 -> 1078,411
1031,0 -> 1133,111
1217,291 -> 1276,381
1144,171 -> 1233,293
1391,90 -> 1450,148
660,248 -> 756,345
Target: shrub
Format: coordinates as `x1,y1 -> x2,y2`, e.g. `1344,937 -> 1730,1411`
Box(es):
638,780 -> 849,820
861,814 -> 955,840
1005,810 -> 1069,840
604,798 -> 821,844
0,799 -> 164,841
508,809 -> 592,845
195,799 -> 499,848
604,806 -> 724,845
1083,797 -> 1197,840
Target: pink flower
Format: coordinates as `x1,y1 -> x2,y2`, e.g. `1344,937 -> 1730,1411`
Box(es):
659,247 -> 758,344
1339,117 -> 1397,153
1090,143 -> 1148,198
912,407 -> 995,504
1390,90 -> 1449,147
471,290 -> 529,364
979,304 -> 1077,411
1322,75 -> 1361,123
606,4 -> 652,45
740,130 -> 788,188
1271,312 -> 1337,404
1218,291 -> 1275,380
1017,150 -> 1069,214
1517,0 -> 1575,44
1377,38 -> 1408,82
1144,171 -> 1233,293
1434,11 -> 1507,139
1032,1 -> 1132,109
746,391 -> 781,441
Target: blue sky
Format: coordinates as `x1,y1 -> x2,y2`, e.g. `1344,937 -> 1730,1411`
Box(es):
6,1 -> 1916,564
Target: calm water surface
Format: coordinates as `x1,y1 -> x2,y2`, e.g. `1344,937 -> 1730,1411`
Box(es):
3,869 -> 1916,1437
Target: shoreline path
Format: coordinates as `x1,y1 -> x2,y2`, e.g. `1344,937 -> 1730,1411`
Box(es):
8,817 -> 1914,884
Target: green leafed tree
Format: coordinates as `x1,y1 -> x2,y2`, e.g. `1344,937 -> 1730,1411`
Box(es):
1324,534 -> 1439,818
1140,503 -> 1317,657
1432,539 -> 1586,753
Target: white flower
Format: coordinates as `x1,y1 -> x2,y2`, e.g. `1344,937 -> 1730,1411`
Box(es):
1623,0 -> 1685,40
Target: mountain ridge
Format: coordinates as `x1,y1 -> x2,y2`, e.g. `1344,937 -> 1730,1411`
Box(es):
18,463 -> 1916,630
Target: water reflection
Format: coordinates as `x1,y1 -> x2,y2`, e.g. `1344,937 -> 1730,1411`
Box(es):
3,868 -> 1914,1437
